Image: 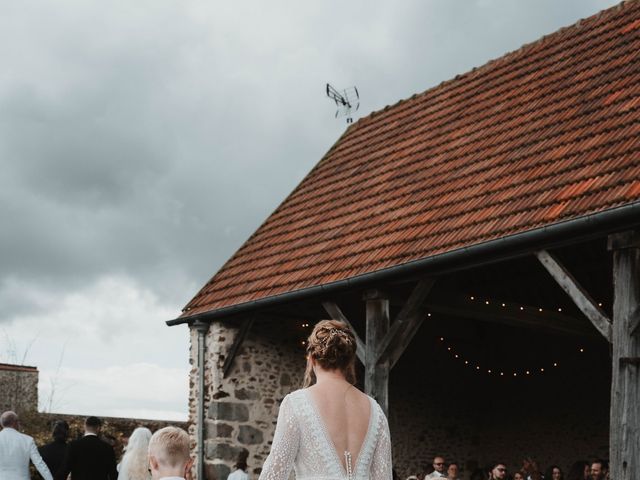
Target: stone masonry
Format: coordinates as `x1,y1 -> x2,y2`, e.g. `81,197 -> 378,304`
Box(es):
0,363 -> 38,414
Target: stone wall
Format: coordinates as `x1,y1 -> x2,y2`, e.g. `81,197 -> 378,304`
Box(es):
0,363 -> 38,414
194,319 -> 610,480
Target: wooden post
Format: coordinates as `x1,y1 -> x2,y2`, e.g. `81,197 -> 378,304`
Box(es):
364,290 -> 390,416
608,231 -> 640,480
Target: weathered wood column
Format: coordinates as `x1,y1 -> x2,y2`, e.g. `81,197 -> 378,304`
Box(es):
608,231 -> 640,480
364,290 -> 390,415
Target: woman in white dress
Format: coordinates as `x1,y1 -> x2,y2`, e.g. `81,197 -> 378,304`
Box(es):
117,427 -> 152,480
259,320 -> 393,480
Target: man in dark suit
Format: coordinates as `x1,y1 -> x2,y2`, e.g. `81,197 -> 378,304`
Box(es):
55,416 -> 118,480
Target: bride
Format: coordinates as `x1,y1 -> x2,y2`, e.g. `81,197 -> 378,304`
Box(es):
259,320 -> 392,480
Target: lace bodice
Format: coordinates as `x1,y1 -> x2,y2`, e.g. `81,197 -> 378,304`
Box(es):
259,389 -> 392,480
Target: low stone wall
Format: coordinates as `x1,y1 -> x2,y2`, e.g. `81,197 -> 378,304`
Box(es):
20,411 -> 187,460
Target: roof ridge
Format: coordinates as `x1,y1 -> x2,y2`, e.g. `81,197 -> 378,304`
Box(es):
354,0 -> 636,128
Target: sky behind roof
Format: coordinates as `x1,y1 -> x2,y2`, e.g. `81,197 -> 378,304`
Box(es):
0,0 -> 620,420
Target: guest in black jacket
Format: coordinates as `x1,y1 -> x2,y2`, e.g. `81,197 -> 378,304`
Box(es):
39,420 -> 69,477
55,416 -> 118,480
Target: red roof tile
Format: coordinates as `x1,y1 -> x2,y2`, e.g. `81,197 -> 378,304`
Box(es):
183,1 -> 640,317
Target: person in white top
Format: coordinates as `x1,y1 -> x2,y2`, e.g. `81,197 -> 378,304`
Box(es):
0,410 -> 53,480
148,426 -> 193,480
228,451 -> 249,480
118,426 -> 152,480
259,320 -> 393,480
425,456 -> 446,479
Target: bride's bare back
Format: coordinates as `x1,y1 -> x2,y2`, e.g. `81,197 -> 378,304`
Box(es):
309,375 -> 371,470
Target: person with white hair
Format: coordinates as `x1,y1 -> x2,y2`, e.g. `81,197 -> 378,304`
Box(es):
148,426 -> 193,480
0,410 -> 53,480
118,427 -> 153,480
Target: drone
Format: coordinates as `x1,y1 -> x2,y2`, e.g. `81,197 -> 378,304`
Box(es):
326,83 -> 360,123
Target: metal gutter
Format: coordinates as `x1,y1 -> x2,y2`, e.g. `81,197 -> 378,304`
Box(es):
167,201 -> 640,326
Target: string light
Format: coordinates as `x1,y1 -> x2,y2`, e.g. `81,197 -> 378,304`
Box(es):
439,335 -> 566,379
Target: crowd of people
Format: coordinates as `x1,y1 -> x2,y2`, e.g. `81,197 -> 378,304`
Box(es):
0,410 -> 196,480
412,456 -> 610,480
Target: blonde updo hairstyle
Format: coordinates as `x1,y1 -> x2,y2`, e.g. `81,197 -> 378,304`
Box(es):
303,320 -> 357,388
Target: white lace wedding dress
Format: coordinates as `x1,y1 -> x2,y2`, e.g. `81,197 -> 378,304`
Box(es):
259,388 -> 392,480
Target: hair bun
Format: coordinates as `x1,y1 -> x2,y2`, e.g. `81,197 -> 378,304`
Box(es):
304,320 -> 357,385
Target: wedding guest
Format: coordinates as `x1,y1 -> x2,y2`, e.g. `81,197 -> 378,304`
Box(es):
425,456 -> 447,479
590,460 -> 608,480
55,416 -> 118,480
489,462 -> 507,480
228,451 -> 249,480
39,420 -> 70,477
447,462 -> 459,480
118,427 -> 152,480
0,410 -> 53,480
521,458 -> 541,480
148,426 -> 193,480
566,461 -> 589,480
545,465 -> 563,480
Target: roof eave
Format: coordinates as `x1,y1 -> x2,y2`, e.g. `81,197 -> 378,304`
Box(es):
167,200 -> 640,327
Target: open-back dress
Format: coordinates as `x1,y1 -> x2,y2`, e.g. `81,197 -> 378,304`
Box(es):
259,388 -> 392,480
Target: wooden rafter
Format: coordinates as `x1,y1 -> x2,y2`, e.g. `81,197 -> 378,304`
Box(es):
322,301 -> 366,364
536,250 -> 612,342
222,317 -> 255,378
375,279 -> 435,368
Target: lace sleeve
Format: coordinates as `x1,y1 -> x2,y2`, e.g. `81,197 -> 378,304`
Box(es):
370,407 -> 393,480
259,394 -> 300,480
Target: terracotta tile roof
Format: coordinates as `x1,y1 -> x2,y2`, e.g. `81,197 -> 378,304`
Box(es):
183,1 -> 640,317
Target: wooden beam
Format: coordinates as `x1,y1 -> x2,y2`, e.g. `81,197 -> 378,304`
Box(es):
536,250 -> 612,342
222,317 -> 255,378
375,279 -> 435,368
426,294 -> 595,337
608,230 -> 640,479
322,301 -> 365,364
364,291 -> 390,416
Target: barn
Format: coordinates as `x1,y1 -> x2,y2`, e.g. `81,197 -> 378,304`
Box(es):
169,2 -> 640,479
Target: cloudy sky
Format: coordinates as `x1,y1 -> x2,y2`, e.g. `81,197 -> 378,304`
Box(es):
0,0 -> 621,421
